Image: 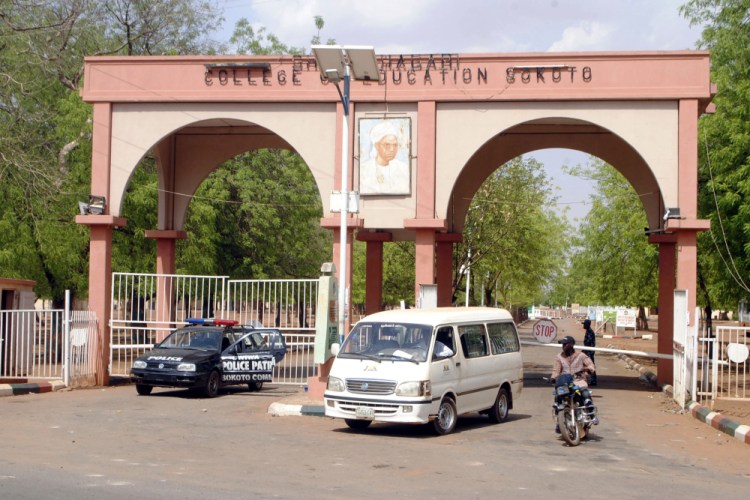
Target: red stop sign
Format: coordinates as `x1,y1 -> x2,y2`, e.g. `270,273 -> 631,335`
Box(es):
533,319 -> 558,344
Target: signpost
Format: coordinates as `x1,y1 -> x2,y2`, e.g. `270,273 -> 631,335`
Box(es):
533,318 -> 558,344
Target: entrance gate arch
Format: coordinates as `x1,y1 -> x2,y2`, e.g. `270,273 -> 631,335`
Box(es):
78,52 -> 713,385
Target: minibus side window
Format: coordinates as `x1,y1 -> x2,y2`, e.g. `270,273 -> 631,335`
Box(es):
458,324 -> 488,358
487,322 -> 520,354
433,326 -> 456,360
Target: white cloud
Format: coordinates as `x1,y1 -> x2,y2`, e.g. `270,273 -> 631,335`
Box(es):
548,21 -> 614,52
217,0 -> 702,54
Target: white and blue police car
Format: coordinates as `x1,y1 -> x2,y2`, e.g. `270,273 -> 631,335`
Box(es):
130,318 -> 287,398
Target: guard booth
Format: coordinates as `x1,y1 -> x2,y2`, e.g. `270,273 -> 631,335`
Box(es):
0,278 -> 37,379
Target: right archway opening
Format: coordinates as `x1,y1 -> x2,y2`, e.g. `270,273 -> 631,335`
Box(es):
447,118 -> 676,383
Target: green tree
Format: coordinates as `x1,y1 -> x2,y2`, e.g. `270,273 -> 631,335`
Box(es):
457,156 -> 570,308
0,0 -> 223,302
681,0 -> 750,314
178,150 -> 330,279
351,240 -> 416,310
561,158 -> 658,327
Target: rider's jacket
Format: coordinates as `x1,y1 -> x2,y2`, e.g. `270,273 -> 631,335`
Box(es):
552,350 -> 596,388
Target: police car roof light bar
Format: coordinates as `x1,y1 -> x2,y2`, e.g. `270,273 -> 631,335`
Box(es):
214,319 -> 239,327
185,318 -> 208,325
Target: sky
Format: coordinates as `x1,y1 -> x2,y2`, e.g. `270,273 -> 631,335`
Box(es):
214,0 -> 704,225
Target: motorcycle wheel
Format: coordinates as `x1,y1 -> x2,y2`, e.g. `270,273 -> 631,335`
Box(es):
557,403 -> 582,446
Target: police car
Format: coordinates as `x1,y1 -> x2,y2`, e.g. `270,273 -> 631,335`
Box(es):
130,318 -> 287,398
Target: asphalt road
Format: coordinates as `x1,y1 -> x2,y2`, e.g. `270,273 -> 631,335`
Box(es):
1,318 -> 748,499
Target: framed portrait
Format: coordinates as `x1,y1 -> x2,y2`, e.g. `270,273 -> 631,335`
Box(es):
358,117 -> 411,195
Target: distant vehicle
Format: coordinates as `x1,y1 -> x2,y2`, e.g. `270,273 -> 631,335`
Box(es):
324,307 -> 523,435
130,319 -> 286,398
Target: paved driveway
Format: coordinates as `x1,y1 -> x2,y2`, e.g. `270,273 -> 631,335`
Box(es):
1,318 -> 748,498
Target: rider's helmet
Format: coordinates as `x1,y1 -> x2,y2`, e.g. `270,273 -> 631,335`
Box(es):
558,335 -> 575,346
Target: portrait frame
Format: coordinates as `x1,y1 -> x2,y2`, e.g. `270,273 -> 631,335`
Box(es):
358,117 -> 412,196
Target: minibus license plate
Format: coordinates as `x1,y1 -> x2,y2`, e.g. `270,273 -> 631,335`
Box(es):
355,406 -> 374,419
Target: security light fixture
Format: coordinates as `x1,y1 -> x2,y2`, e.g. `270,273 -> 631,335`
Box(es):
79,195 -> 106,215
663,207 -> 681,221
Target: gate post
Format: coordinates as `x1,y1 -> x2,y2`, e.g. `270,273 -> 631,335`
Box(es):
63,290 -> 71,387
76,218 -> 126,385
672,290 -> 688,407
436,233 -> 462,306
650,233 -> 676,385
357,231 -> 392,314
146,230 -> 187,342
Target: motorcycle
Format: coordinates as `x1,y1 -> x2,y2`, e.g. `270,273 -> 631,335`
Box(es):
551,372 -> 598,446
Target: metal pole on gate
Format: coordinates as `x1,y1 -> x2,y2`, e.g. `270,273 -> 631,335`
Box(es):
63,290 -> 71,386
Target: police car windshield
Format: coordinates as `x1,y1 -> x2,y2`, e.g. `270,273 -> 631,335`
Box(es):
160,329 -> 222,350
338,322 -> 432,363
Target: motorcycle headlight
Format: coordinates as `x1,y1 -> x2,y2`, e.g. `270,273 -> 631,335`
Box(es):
396,380 -> 431,397
327,376 -> 345,392
132,360 -> 147,369
176,363 -> 196,372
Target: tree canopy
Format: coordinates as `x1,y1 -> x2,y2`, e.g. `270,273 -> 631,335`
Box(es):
553,159 -> 658,313
457,156 -> 570,309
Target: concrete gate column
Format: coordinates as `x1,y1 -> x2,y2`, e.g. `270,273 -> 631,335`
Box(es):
414,229 -> 437,300
436,233 -> 462,306
658,98 -> 710,385
75,102 -> 126,385
356,231 -> 392,315
650,233 -> 676,384
145,230 -> 187,341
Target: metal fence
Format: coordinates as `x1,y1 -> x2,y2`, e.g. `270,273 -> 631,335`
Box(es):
693,323 -> 750,406
109,273 -> 229,376
109,273 -> 318,385
0,291 -> 97,387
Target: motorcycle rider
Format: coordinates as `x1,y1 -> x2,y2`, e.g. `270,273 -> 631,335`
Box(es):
551,335 -> 599,428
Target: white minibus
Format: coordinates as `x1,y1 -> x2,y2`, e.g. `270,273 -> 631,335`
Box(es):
324,307 -> 523,435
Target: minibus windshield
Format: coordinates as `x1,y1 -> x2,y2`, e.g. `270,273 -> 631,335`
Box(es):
338,322 -> 433,363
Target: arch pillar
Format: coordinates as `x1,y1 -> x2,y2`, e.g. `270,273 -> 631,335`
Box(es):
404,219 -> 447,305
76,102 -> 128,385
649,98 -> 710,385
675,99 -> 710,325
356,231 -> 393,315
75,217 -> 126,385
649,233 -> 677,385
145,230 -> 187,341
436,233 -> 462,306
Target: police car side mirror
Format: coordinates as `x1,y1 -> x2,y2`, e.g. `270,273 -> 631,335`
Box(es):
331,343 -> 340,356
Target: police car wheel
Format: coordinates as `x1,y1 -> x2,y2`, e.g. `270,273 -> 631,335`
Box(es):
247,382 -> 264,392
135,384 -> 153,396
204,370 -> 220,398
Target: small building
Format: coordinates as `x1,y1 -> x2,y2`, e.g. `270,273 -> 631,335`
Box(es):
1,278 -> 37,311
1,278 -> 37,381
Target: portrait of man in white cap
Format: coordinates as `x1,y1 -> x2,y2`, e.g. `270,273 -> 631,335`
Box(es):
358,118 -> 411,195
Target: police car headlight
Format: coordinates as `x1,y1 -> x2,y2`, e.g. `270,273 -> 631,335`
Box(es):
132,360 -> 147,369
327,376 -> 345,392
176,363 -> 196,372
396,380 -> 431,397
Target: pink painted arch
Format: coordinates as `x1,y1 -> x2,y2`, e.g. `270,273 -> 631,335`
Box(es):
447,117 -> 663,232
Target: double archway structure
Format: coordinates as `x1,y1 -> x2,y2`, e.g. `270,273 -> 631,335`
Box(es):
78,51 -> 713,385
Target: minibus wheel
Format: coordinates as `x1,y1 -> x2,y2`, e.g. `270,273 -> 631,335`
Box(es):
488,387 -> 510,423
432,397 -> 457,435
